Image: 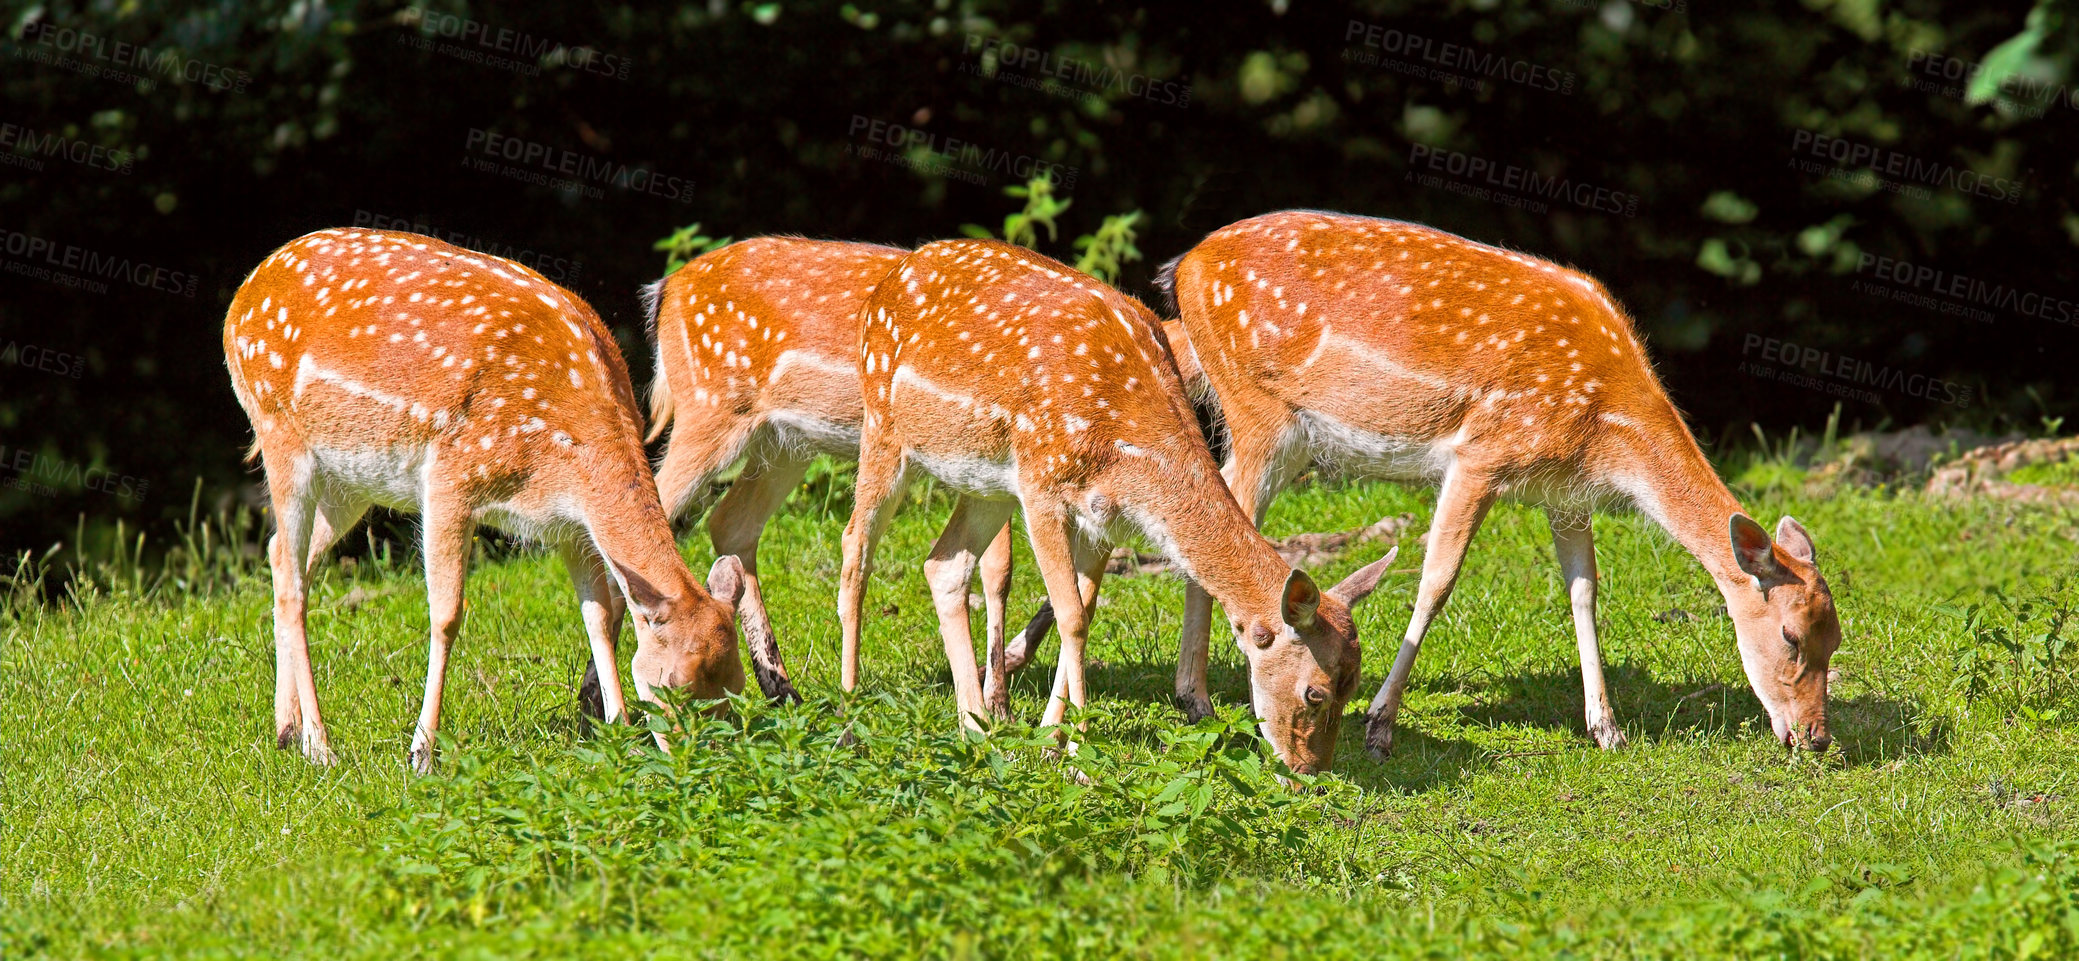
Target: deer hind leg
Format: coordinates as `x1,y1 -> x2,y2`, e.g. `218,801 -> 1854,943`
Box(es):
979,521 -> 1021,716
407,489 -> 476,774
1549,509 -> 1624,749
707,444 -> 812,705
565,541 -> 627,726
653,409 -> 759,526
1364,461 -> 1497,761
837,439 -> 910,694
924,497 -> 1018,727
262,450 -> 334,764
1179,409 -> 1301,721
305,498 -> 369,571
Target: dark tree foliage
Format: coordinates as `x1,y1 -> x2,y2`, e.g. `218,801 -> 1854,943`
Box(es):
2,0 -> 2074,552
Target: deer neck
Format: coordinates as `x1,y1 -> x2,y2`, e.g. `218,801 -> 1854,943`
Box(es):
1618,417 -> 1751,589
574,451 -> 695,598
1142,474 -> 1292,617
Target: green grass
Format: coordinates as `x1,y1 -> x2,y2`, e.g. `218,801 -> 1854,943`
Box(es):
5,474 -> 2079,958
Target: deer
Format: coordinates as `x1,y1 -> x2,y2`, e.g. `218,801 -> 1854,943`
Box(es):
1159,210 -> 1842,762
224,227 -> 750,772
838,238 -> 1395,773
639,236 -> 1056,716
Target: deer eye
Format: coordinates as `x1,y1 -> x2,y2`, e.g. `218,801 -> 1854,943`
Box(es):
1304,686 -> 1328,707
1781,626 -> 1801,650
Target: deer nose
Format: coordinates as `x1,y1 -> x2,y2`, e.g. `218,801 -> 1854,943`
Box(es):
1805,728 -> 1832,752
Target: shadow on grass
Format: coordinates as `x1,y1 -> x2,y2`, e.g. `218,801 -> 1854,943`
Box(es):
1418,663 -> 1951,768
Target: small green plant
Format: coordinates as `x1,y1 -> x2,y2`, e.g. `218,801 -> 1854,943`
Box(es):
1950,583 -> 2076,721
961,176 -> 1074,248
652,222 -> 734,274
962,176 -> 1144,282
1073,211 -> 1143,284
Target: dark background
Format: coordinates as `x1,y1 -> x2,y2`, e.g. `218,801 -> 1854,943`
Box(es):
3,0 -> 2074,558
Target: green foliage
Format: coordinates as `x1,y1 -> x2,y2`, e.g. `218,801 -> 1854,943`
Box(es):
1949,583 -> 2077,721
1072,211 -> 1144,285
652,222 -> 734,275
962,177 -> 1075,249
963,178 -> 1144,283
6,476 -> 2079,955
1968,1 -> 2065,105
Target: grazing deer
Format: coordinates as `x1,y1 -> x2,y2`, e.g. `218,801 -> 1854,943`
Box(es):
643,237 -> 1045,715
839,238 -> 1395,772
224,228 -> 748,771
1161,210 -> 1841,760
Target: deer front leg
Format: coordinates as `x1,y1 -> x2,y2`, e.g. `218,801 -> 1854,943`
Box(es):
1550,509 -> 1624,749
1364,461 -> 1496,761
563,542 -> 627,725
408,497 -> 475,774
1027,507 -> 1096,739
708,450 -> 812,704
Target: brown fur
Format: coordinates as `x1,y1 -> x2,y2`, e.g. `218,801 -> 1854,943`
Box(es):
837,239 -> 1392,772
644,237 -> 1037,707
1164,210 -> 1840,758
224,227 -> 748,770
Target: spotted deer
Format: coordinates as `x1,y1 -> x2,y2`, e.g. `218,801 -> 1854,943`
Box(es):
224,228 -> 749,772
1161,210 -> 1841,761
840,238 -> 1394,773
641,236 -> 1052,715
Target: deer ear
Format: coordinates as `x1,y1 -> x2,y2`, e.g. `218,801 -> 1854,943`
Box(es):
1327,545 -> 1397,607
1774,516 -> 1816,564
1281,569 -> 1322,630
1728,514 -> 1783,584
706,554 -> 747,608
607,556 -> 676,621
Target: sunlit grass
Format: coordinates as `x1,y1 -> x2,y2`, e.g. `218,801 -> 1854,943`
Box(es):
3,473 -> 2076,957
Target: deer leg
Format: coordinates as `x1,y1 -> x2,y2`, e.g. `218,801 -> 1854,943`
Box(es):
708,449 -> 812,704
925,497 -> 1017,727
838,440 -> 910,694
1029,508 -> 1096,737
263,451 -> 334,765
305,499 -> 369,571
654,412 -> 759,526
407,493 -> 475,774
1179,412 -> 1299,721
564,541 -> 627,725
980,521 -> 1020,716
1364,462 -> 1497,761
1550,509 -> 1624,749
